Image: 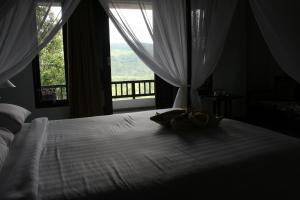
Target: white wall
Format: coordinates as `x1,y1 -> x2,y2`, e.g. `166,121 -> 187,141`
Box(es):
113,98 -> 155,110
0,64 -> 70,121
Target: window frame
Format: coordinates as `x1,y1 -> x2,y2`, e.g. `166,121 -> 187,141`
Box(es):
109,7 -> 155,101
32,24 -> 69,108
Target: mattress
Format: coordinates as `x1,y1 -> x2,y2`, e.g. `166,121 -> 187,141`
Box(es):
1,110 -> 300,200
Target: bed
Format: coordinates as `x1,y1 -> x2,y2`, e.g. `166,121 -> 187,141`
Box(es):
1,109 -> 300,200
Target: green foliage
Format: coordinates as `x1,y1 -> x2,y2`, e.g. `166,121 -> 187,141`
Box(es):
36,6 -> 66,86
39,30 -> 65,86
36,6 -> 58,42
36,5 -> 154,88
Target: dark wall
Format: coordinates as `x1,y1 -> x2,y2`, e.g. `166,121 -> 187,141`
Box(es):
211,0 -> 299,118
246,4 -> 286,93
212,0 -> 248,117
246,1 -> 300,102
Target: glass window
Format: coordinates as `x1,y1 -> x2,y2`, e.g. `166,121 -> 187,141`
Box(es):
33,4 -> 68,107
109,8 -> 155,100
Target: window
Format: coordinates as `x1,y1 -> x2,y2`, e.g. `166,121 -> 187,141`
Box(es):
33,4 -> 68,107
109,8 -> 155,101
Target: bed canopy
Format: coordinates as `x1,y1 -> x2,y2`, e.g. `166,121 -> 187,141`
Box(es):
250,0 -> 300,84
0,0 -> 298,108
0,0 -> 80,86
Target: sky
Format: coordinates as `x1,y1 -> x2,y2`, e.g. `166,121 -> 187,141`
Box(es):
109,9 -> 152,44
50,6 -> 152,44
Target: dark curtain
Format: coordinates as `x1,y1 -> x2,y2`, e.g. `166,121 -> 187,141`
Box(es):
155,75 -> 178,109
67,0 -> 112,118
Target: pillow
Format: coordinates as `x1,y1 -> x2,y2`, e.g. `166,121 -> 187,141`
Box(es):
0,104 -> 31,134
0,129 -> 14,170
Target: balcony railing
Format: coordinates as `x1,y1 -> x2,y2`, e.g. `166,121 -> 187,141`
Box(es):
111,80 -> 155,99
40,80 -> 156,101
41,85 -> 67,101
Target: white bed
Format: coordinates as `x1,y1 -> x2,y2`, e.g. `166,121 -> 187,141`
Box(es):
1,109 -> 300,200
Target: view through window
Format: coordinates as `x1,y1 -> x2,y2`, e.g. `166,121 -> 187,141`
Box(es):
109,8 -> 155,100
34,5 -> 67,106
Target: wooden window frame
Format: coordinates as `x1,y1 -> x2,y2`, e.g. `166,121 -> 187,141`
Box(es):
32,25 -> 69,108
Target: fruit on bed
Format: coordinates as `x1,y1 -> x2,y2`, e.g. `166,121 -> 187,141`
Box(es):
170,112 -> 195,130
189,111 -> 223,128
150,109 -> 222,131
188,112 -> 209,127
150,110 -> 186,127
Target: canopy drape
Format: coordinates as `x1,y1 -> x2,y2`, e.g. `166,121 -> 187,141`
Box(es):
3,0 -> 297,111
190,0 -> 238,108
98,0 -> 238,108
250,0 -> 300,84
0,0 -> 80,84
67,0 -> 113,118
98,0 -> 188,108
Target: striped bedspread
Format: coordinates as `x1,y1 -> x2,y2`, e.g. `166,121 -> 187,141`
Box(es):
1,110 -> 300,200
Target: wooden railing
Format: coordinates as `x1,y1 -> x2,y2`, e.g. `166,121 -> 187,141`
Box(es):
41,85 -> 67,101
41,80 -> 156,101
111,80 -> 155,99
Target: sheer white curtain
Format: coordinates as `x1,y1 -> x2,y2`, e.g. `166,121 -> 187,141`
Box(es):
99,0 -> 187,107
0,0 -> 80,84
190,0 -> 237,108
250,0 -> 300,83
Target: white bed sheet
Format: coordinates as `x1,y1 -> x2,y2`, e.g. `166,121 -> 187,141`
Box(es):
1,110 -> 300,200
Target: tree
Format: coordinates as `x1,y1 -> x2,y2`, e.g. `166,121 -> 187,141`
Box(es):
36,5 -> 66,86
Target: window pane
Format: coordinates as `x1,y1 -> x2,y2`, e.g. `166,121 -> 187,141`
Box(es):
36,5 -> 67,102
39,29 -> 66,86
109,9 -> 155,101
109,10 -> 154,82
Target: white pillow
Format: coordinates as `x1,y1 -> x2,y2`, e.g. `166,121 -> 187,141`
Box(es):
0,103 -> 31,134
0,128 -> 14,170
